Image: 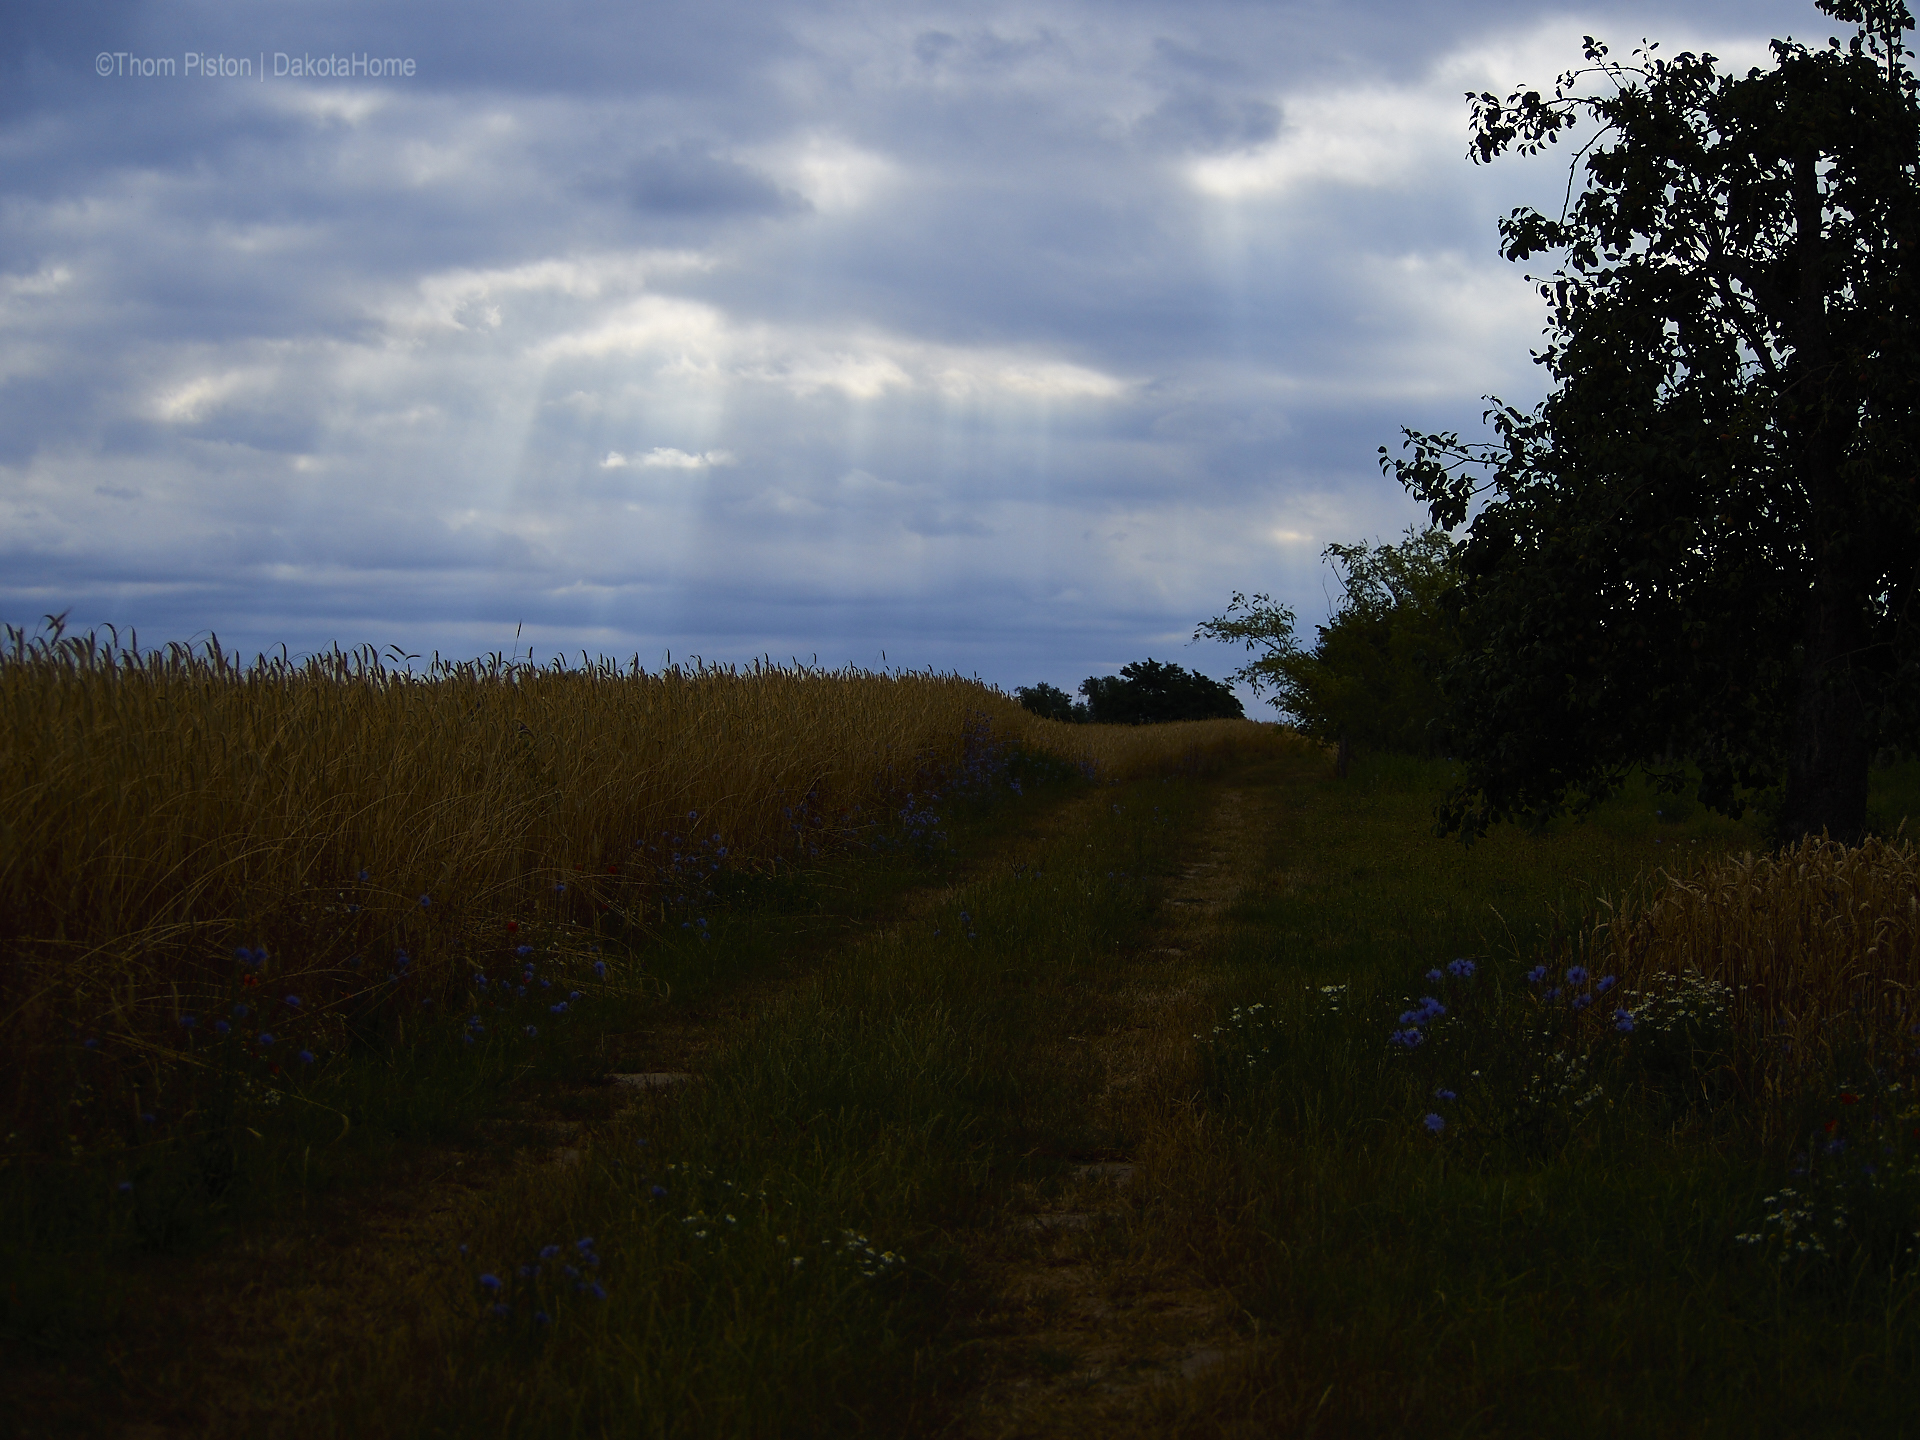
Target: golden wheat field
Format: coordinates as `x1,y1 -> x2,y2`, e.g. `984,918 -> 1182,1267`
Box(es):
0,626 -> 1286,1122
1582,833 -> 1920,1100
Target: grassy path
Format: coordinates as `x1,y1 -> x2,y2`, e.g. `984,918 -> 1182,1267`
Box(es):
14,746 -> 1918,1436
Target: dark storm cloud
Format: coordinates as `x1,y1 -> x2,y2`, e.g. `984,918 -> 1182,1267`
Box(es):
0,0 -> 1832,698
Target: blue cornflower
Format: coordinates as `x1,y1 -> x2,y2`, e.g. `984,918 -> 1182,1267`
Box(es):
550,1002 -> 568,1014
1613,1008 -> 1635,1033
650,1185 -> 667,1199
1447,958 -> 1476,979
418,894 -> 432,908
1388,1028 -> 1425,1049
516,945 -> 532,958
580,1282 -> 608,1301
117,1180 -> 133,1193
395,950 -> 411,970
233,1003 -> 249,1019
519,1264 -> 538,1279
489,1303 -> 510,1318
563,1264 -> 580,1280
358,869 -> 371,882
1426,968 -> 1444,983
140,1112 -> 156,1124
1399,1009 -> 1426,1026
474,973 -> 489,988
1545,987 -> 1562,1002
284,994 -> 300,1009
552,882 -> 566,894
592,960 -> 607,979
1596,975 -> 1616,993
83,1037 -> 98,1050
1565,965 -> 1589,985
1423,1113 -> 1446,1133
258,1032 -> 274,1047
533,1311 -> 551,1326
1571,994 -> 1592,1011
297,1050 -> 316,1065
479,1273 -> 502,1291
576,1237 -> 595,1252
1416,997 -> 1446,1021
180,1014 -> 197,1029
569,991 -> 583,1001
214,1020 -> 231,1036
1434,1088 -> 1458,1102
539,1245 -> 561,1260
1526,965 -> 1549,984
524,1026 -> 538,1038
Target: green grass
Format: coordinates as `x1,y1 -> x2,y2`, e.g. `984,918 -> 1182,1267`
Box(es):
9,748 -> 1918,1437
1144,754 -> 1920,1438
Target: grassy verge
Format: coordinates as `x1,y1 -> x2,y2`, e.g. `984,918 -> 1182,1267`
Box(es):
1136,754 -> 1918,1438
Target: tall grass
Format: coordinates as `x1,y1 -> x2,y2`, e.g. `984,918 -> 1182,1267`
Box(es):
0,620 -> 1277,1183
1576,834 -> 1920,1103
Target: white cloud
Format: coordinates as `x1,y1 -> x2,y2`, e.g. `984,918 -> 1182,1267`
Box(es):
602,448 -> 737,470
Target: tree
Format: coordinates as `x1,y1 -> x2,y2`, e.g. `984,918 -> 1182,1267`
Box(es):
1381,0 -> 1920,843
1077,659 -> 1244,724
1197,529 -> 1461,764
1014,681 -> 1086,723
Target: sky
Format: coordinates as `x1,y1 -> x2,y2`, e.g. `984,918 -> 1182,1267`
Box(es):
0,0 -> 1824,704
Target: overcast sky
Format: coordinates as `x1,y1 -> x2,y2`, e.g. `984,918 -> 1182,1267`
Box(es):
1,0 -> 1822,702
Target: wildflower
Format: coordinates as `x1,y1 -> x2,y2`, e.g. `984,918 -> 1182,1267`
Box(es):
179,1014 -> 197,1029
214,1020 -> 231,1036
650,1185 -> 668,1199
418,894 -> 431,908
564,1265 -> 580,1280
1572,994 -> 1592,1011
1427,968 -> 1444,983
1613,1008 -> 1635,1033
1596,975 -> 1616,993
1526,965 -> 1549,984
580,1282 -> 607,1300
474,973 -> 488,988
1447,958 -> 1477,979
1565,966 -> 1589,986
524,1026 -> 538,1038
519,1264 -> 538,1279
1840,1093 -> 1859,1105
550,1002 -> 568,1014
358,869 -> 371,882
1434,1088 -> 1458,1102
489,1303 -> 510,1318
539,1245 -> 561,1260
140,1112 -> 156,1124
284,995 -> 300,1009
534,1310 -> 551,1326
592,960 -> 607,979
552,882 -> 566,894
117,1180 -> 133,1193
479,1274 -> 502,1291
516,945 -> 532,958
576,1237 -> 595,1252
297,1050 -> 316,1065
1389,1028 -> 1425,1049
258,1032 -> 274,1047
1423,1113 -> 1446,1133
569,991 -> 583,1001
506,920 -> 518,933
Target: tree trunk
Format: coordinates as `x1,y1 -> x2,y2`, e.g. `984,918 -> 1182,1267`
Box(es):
1335,735 -> 1352,779
1778,146 -> 1871,845
1781,562 -> 1871,844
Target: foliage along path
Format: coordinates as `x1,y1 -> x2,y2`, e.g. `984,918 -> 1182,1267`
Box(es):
9,757 -> 1289,1438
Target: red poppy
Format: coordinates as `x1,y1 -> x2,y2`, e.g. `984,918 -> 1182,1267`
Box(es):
1824,1119 -> 1839,1133
506,920 -> 519,933
242,973 -> 258,988
1839,1093 -> 1859,1105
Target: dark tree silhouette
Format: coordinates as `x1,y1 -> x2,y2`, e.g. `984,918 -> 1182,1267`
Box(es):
1382,0 -> 1920,842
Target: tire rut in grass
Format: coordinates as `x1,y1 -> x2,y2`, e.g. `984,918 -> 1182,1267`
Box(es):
956,782 -> 1278,1439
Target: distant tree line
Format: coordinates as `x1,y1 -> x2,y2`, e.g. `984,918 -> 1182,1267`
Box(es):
1015,659 -> 1244,725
